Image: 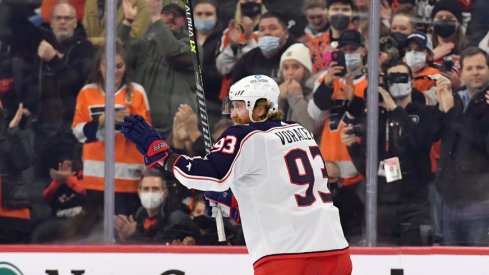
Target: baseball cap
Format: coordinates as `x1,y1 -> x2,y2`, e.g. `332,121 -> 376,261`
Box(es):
405,31 -> 432,51
162,3 -> 185,17
431,0 -> 463,23
280,43 -> 313,73
338,29 -> 364,49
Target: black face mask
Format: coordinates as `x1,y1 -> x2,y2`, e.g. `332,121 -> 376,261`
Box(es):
434,20 -> 457,38
241,2 -> 261,18
330,14 -> 350,31
391,32 -> 408,48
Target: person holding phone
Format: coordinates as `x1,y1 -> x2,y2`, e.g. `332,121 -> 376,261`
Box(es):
71,43 -> 150,234
306,29 -> 368,243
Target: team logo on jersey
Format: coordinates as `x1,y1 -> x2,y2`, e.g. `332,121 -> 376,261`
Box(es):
186,163 -> 192,171
0,262 -> 24,275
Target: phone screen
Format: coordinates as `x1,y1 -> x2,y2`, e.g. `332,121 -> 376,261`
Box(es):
332,51 -> 347,77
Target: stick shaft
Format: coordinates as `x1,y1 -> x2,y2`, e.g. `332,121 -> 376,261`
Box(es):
184,0 -> 226,242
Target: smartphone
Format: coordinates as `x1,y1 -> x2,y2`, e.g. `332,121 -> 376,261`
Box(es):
331,50 -> 347,77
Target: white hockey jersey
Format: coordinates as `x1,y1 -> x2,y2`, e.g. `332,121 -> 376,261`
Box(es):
172,120 -> 349,267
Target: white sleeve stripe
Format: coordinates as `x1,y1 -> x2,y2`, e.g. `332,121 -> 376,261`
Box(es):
72,122 -> 87,143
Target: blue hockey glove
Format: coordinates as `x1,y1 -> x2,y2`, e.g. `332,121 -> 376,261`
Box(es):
204,190 -> 241,224
121,115 -> 170,168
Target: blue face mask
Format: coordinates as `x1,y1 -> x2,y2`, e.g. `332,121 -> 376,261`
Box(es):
258,36 -> 281,57
194,19 -> 216,33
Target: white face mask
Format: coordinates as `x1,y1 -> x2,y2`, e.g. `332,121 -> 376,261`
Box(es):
139,192 -> 164,209
258,36 -> 281,57
405,51 -> 427,72
389,83 -> 412,99
345,53 -> 363,74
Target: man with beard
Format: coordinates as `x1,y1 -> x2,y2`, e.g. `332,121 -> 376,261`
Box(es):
121,74 -> 352,274
23,2 -> 94,179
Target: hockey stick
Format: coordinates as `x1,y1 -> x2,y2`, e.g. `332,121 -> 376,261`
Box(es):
184,0 -> 226,242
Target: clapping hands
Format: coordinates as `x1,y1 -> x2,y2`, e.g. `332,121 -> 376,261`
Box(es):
49,160 -> 74,183
172,104 -> 201,150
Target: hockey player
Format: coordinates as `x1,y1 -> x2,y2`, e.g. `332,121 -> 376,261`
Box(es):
121,74 -> 352,274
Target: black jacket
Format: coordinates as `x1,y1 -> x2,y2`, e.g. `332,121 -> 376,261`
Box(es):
435,90 -> 489,207
347,96 -> 442,204
0,127 -> 33,210
231,38 -> 296,83
23,26 -> 94,125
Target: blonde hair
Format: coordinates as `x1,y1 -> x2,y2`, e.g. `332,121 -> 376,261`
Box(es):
255,98 -> 284,121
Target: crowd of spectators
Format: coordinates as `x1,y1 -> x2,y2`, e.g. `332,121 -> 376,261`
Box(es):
0,0 -> 488,247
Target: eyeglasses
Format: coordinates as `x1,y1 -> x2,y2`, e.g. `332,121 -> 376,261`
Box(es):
52,15 -> 75,22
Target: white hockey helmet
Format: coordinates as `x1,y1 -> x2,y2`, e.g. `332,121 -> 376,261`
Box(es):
227,74 -> 280,122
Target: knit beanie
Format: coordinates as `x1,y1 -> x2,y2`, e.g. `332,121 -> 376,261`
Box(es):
280,43 -> 313,73
431,0 -> 463,23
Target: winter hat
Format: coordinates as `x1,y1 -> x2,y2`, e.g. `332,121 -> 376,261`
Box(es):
280,43 -> 313,73
431,0 -> 463,23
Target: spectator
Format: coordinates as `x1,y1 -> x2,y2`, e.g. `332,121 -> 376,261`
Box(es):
403,31 -> 441,104
71,43 -> 150,233
230,11 -> 295,83
324,0 -> 357,48
82,0 -> 150,46
41,0 -> 86,23
215,0 -> 266,102
22,2 -> 94,179
193,0 -> 226,126
302,1 -> 329,73
308,29 -> 367,185
435,47 -> 489,246
307,30 -> 368,240
30,159 -> 90,243
388,4 -> 418,52
114,168 -> 200,244
277,43 -> 319,134
430,0 -> 467,89
0,103 -> 32,243
119,1 -> 197,136
342,61 -> 441,245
